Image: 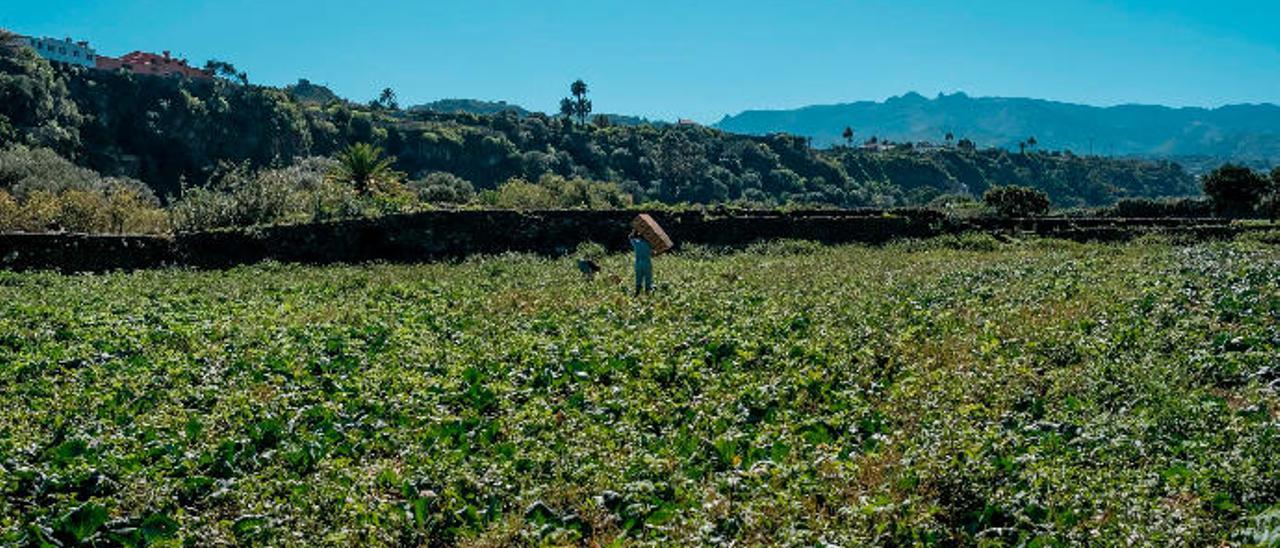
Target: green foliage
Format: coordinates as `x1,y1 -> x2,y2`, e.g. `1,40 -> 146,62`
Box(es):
560,79 -> 592,125
4,63 -> 1200,210
170,156 -> 401,231
0,146 -> 167,233
408,171 -> 475,205
574,241 -> 607,261
328,143 -> 402,196
486,174 -> 633,210
0,41 -> 83,154
828,147 -> 1197,208
1,241 -> 1279,544
1202,164 -> 1271,218
983,184 -> 1051,217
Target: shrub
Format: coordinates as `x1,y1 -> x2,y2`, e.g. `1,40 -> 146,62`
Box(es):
485,174 -> 633,210
1201,164 -> 1269,217
0,147 -> 167,233
983,185 -> 1050,217
171,157 -> 360,231
410,172 -> 475,204
0,189 -> 18,231
0,145 -> 104,198
488,178 -> 558,210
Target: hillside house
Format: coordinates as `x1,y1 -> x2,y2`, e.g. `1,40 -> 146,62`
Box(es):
96,50 -> 212,80
22,35 -> 98,68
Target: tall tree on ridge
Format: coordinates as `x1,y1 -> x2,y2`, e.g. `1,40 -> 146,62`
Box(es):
562,79 -> 592,125
377,87 -> 399,110
842,126 -> 854,147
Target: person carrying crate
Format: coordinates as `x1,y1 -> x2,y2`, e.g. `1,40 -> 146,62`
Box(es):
629,214 -> 672,295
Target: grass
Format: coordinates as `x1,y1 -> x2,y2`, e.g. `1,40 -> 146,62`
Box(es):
1,236 -> 1279,545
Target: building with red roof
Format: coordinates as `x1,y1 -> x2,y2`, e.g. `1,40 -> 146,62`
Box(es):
96,50 -> 211,80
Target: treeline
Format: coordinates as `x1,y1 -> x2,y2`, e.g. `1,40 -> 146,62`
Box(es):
0,37 -> 1201,223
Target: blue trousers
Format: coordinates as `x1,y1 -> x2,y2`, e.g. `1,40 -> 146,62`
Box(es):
635,265 -> 653,293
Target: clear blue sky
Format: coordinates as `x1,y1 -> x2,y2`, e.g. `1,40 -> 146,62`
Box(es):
6,0 -> 1279,122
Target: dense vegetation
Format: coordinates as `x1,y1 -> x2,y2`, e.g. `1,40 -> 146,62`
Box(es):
2,236 -> 1279,544
0,40 -> 1202,216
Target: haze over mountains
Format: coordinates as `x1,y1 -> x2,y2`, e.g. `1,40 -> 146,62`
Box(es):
713,93 -> 1280,167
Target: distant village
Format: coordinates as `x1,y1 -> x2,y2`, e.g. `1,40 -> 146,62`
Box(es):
15,33 -> 211,79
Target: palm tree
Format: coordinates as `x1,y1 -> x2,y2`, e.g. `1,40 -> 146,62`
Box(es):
378,87 -> 398,110
328,143 -> 398,195
842,126 -> 854,147
945,132 -> 955,147
563,79 -> 592,125
1027,136 -> 1038,151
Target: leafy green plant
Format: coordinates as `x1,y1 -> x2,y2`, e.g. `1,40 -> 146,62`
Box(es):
328,143 -> 402,196
2,238 -> 1278,544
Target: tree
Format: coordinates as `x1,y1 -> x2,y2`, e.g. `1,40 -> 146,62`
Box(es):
375,87 -> 398,110
1202,164 -> 1269,217
1027,136 -> 1038,150
204,60 -> 248,85
842,126 -> 854,147
1018,141 -> 1027,155
984,185 -> 1050,217
0,36 -> 84,154
327,143 -> 400,195
945,132 -> 954,147
561,79 -> 592,125
957,138 -> 976,151
0,29 -> 22,54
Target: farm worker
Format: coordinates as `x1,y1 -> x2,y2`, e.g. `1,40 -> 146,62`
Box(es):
630,230 -> 654,294
577,257 -> 601,279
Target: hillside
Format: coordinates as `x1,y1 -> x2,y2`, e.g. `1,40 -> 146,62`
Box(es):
0,45 -> 1198,208
716,92 -> 1280,166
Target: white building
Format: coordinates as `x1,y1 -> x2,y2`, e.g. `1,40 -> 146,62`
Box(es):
22,36 -> 98,68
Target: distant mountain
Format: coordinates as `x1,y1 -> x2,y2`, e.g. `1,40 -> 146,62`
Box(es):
714,92 -> 1280,166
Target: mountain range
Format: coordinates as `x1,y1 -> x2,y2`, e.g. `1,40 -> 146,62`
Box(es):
713,92 -> 1280,168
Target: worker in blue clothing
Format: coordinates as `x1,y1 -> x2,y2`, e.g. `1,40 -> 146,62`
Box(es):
629,230 -> 654,295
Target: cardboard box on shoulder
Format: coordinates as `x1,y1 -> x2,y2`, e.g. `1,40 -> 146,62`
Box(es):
631,214 -> 673,255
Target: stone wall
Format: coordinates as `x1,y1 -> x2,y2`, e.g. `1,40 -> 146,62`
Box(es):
0,210 -> 1259,272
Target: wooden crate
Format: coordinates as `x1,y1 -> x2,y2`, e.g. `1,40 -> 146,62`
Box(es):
631,214 -> 673,255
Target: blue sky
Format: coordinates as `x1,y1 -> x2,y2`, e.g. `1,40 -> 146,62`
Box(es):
6,0 -> 1279,122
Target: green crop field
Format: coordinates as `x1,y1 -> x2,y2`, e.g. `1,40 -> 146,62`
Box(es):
2,236 -> 1280,545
